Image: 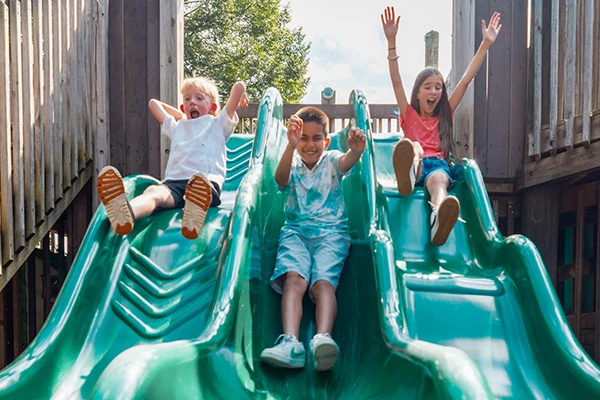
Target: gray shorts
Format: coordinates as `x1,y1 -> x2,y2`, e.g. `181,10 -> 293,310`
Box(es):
270,228 -> 351,300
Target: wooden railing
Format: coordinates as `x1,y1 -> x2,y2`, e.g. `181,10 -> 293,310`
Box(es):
529,0 -> 600,158
237,103 -> 399,134
0,0 -> 109,289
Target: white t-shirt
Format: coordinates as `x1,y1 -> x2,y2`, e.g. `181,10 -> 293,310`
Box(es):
161,109 -> 239,188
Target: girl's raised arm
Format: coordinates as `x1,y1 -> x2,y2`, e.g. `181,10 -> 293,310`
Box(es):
449,12 -> 502,111
382,6 -> 409,120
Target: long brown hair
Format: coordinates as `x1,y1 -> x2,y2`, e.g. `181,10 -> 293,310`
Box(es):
410,68 -> 457,161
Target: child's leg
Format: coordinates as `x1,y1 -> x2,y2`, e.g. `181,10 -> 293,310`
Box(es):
393,138 -> 424,195
129,185 -> 176,219
310,280 -> 337,335
425,171 -> 460,246
281,272 -> 309,337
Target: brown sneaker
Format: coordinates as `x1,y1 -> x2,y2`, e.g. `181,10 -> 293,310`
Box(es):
97,166 -> 134,235
430,195 -> 460,246
181,173 -> 212,240
393,138 -> 417,196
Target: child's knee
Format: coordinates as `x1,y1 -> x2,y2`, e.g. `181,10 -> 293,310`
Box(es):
310,280 -> 335,299
426,171 -> 450,189
283,272 -> 309,293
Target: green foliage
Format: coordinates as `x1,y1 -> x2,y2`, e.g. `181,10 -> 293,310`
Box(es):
184,0 -> 311,103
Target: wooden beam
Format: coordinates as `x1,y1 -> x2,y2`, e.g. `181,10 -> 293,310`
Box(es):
524,140 -> 600,188
43,0 -> 55,213
565,0 -> 577,150
0,1 -> 13,266
32,0 -> 45,225
0,163 -> 93,292
574,188 -> 584,338
582,0 -> 594,147
530,0 -> 543,159
549,0 -> 559,154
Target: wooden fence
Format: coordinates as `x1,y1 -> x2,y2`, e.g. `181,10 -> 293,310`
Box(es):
529,0 -> 600,159
0,0 -> 109,290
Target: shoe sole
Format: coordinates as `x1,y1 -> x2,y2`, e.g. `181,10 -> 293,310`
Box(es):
313,342 -> 339,372
261,353 -> 305,369
393,138 -> 415,196
432,196 -> 460,246
97,166 -> 133,235
181,173 -> 212,240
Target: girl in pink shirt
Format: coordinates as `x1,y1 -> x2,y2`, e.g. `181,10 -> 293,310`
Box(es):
381,6 -> 501,246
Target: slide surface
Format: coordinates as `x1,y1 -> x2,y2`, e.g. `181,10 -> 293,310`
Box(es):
1,89 -> 599,399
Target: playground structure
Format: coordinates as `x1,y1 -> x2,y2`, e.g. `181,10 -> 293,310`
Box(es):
0,0 -> 599,398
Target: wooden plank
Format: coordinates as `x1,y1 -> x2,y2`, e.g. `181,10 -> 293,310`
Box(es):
525,140 -> 600,187
32,0 -> 45,224
63,0 -> 72,191
42,235 -> 50,318
93,0 -> 110,210
558,0 -> 567,121
0,1 -> 13,265
574,188 -> 585,337
522,183 -> 560,286
10,0 -> 26,252
124,0 -> 149,175
21,0 -> 36,238
508,0 -> 528,177
146,0 -> 161,178
531,0 -> 543,159
42,0 -> 55,214
78,0 -> 86,172
11,271 -> 20,358
596,184 -> 600,360
565,0 -> 577,150
72,0 -> 80,178
507,199 -> 515,235
159,0 -> 183,178
52,0 -> 63,202
0,286 -> 4,366
473,0 -> 489,175
0,163 -> 93,292
549,0 -> 560,153
109,0 -> 126,174
582,0 -> 594,147
594,0 -> 600,111
452,0 -> 475,159
27,257 -> 36,341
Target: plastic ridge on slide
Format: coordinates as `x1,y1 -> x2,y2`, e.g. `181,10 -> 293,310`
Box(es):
0,88 -> 599,399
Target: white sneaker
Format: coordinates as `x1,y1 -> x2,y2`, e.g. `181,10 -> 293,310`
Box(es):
261,334 -> 306,368
310,333 -> 339,371
181,173 -> 212,240
97,166 -> 134,235
430,195 -> 460,246
393,138 -> 417,196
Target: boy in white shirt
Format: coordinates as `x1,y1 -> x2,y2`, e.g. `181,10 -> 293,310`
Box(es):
97,77 -> 248,239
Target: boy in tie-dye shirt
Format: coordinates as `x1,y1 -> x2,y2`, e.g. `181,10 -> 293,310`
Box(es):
260,106 -> 366,371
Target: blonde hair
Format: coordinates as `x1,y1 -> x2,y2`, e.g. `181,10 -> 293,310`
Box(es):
180,77 -> 220,115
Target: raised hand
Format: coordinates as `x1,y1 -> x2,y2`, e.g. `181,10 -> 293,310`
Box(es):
348,127 -> 366,154
238,92 -> 250,109
287,115 -> 303,149
482,12 -> 502,45
381,6 -> 400,42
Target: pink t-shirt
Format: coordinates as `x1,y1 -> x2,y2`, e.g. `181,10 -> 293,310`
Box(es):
400,104 -> 444,159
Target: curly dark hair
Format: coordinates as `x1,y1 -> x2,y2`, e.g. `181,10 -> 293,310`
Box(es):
295,106 -> 330,135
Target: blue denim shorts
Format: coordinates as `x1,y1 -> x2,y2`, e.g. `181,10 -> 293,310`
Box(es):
270,228 -> 351,300
415,157 -> 462,187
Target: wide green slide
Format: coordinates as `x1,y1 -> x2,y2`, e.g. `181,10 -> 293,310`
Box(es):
0,87 -> 599,399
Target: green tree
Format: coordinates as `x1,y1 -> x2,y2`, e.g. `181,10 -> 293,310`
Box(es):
184,0 -> 310,103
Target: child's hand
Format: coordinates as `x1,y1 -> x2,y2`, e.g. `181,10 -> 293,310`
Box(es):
381,6 -> 400,42
238,92 -> 250,109
482,12 -> 502,45
287,115 -> 303,148
348,127 -> 366,154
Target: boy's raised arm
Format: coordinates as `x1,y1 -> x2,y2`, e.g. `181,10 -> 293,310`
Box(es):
338,127 -> 366,173
381,6 -> 409,120
148,99 -> 185,124
224,81 -> 249,120
449,12 -> 502,111
275,116 -> 302,187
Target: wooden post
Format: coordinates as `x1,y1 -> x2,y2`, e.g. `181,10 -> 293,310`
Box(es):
549,0 -> 559,154
531,0 -> 543,159
582,0 -> 594,148
159,0 -> 184,178
321,87 -> 336,132
452,0 -> 475,159
425,30 -> 439,68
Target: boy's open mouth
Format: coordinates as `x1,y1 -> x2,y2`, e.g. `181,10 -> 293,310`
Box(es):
190,110 -> 200,119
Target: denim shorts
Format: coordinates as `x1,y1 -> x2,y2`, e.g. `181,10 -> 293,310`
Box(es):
415,157 -> 457,187
270,228 -> 351,300
161,179 -> 221,209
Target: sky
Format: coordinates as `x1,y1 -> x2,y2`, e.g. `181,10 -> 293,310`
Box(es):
285,0 -> 452,104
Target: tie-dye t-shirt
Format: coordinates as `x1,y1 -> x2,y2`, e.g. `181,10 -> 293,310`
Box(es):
280,150 -> 350,238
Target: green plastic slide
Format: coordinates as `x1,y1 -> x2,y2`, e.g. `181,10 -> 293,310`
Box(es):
0,88 -> 599,399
